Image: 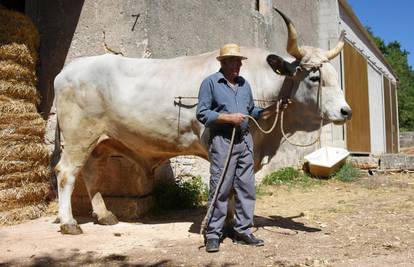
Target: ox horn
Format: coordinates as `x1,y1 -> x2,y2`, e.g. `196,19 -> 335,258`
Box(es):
274,8 -> 304,60
325,30 -> 346,60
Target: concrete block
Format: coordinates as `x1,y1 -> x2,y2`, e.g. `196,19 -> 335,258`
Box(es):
350,156 -> 379,170
400,131 -> 414,148
380,154 -> 414,170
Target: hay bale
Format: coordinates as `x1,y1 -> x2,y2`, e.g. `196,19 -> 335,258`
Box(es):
0,113 -> 45,126
0,134 -> 43,145
0,60 -> 37,85
0,167 -> 51,189
0,203 -> 48,225
0,182 -> 50,211
0,96 -> 37,113
0,143 -> 49,164
0,43 -> 36,69
0,7 -> 39,56
0,160 -> 45,175
0,81 -> 38,103
0,7 -> 51,224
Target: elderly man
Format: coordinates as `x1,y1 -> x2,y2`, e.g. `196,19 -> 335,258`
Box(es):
196,43 -> 265,252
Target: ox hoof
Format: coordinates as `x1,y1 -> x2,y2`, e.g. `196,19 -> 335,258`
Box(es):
60,224 -> 83,235
53,217 -> 60,224
97,212 -> 119,225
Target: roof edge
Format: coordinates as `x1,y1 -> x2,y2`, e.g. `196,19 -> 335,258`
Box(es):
338,0 -> 399,84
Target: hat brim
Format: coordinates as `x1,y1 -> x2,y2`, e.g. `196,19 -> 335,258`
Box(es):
216,55 -> 248,61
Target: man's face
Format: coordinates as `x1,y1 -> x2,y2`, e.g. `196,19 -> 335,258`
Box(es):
221,57 -> 242,78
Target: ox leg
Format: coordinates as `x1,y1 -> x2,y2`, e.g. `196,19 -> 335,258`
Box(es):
55,152 -> 84,235
82,148 -> 118,225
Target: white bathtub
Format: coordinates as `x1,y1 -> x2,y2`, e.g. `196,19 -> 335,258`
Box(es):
304,146 -> 350,177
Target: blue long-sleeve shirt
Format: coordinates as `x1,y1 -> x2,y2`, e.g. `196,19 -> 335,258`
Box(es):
196,70 -> 263,133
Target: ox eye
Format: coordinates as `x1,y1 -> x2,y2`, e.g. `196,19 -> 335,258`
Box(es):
309,76 -> 320,82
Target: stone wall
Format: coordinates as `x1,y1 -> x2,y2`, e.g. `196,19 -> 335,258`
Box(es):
28,0 -> 322,116
400,132 -> 414,148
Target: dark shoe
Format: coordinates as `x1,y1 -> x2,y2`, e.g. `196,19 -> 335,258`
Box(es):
234,233 -> 264,246
206,238 -> 220,252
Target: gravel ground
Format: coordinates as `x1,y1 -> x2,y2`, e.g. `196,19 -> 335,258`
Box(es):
1,173 -> 413,266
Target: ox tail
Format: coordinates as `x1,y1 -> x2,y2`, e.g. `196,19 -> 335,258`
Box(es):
51,116 -> 62,168
49,115 -> 61,194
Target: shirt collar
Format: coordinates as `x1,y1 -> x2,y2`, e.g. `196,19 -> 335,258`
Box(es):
216,69 -> 245,86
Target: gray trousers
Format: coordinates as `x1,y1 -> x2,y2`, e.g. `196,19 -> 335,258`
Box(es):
205,132 -> 256,240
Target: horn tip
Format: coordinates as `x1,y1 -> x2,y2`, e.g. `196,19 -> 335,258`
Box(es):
273,7 -> 292,24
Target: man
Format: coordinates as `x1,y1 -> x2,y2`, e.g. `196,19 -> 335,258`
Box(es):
196,43 -> 265,253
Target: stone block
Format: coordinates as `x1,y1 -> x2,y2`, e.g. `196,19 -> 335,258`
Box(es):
400,131 -> 414,148
350,156 -> 379,170
380,154 -> 414,170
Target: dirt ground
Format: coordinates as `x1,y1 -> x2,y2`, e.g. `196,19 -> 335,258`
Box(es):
1,173 -> 414,267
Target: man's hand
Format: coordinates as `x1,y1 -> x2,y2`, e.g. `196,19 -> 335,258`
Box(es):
217,113 -> 246,126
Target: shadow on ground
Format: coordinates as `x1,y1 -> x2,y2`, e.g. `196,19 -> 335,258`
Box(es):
254,213 -> 321,233
72,207 -> 320,236
0,251 -> 171,267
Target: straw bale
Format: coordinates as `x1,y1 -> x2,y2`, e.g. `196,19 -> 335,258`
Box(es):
0,126 -> 45,139
0,138 -> 44,148
0,166 -> 50,190
0,60 -> 37,85
0,202 -> 48,225
0,127 -> 45,140
0,7 -> 39,53
0,43 -> 37,69
0,97 -> 37,114
0,182 -> 50,211
0,143 -> 49,164
0,160 -> 44,175
0,7 -> 52,225
0,80 -> 38,103
0,133 -> 43,145
0,112 -> 45,128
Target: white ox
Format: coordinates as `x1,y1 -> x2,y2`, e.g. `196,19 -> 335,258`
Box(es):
54,9 -> 351,234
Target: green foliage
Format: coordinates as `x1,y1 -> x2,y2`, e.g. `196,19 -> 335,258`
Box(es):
153,175 -> 208,210
366,27 -> 414,131
332,162 -> 362,182
260,167 -> 321,188
261,167 -> 300,185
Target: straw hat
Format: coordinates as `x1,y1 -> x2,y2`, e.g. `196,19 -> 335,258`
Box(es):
216,43 -> 247,61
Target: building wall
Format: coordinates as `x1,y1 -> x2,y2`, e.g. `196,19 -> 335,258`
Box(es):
338,1 -> 398,154
318,0 -> 345,149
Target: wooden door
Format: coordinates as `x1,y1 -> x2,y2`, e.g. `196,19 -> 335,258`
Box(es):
343,42 -> 371,153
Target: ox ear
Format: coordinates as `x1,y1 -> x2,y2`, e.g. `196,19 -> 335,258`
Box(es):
267,54 -> 297,76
